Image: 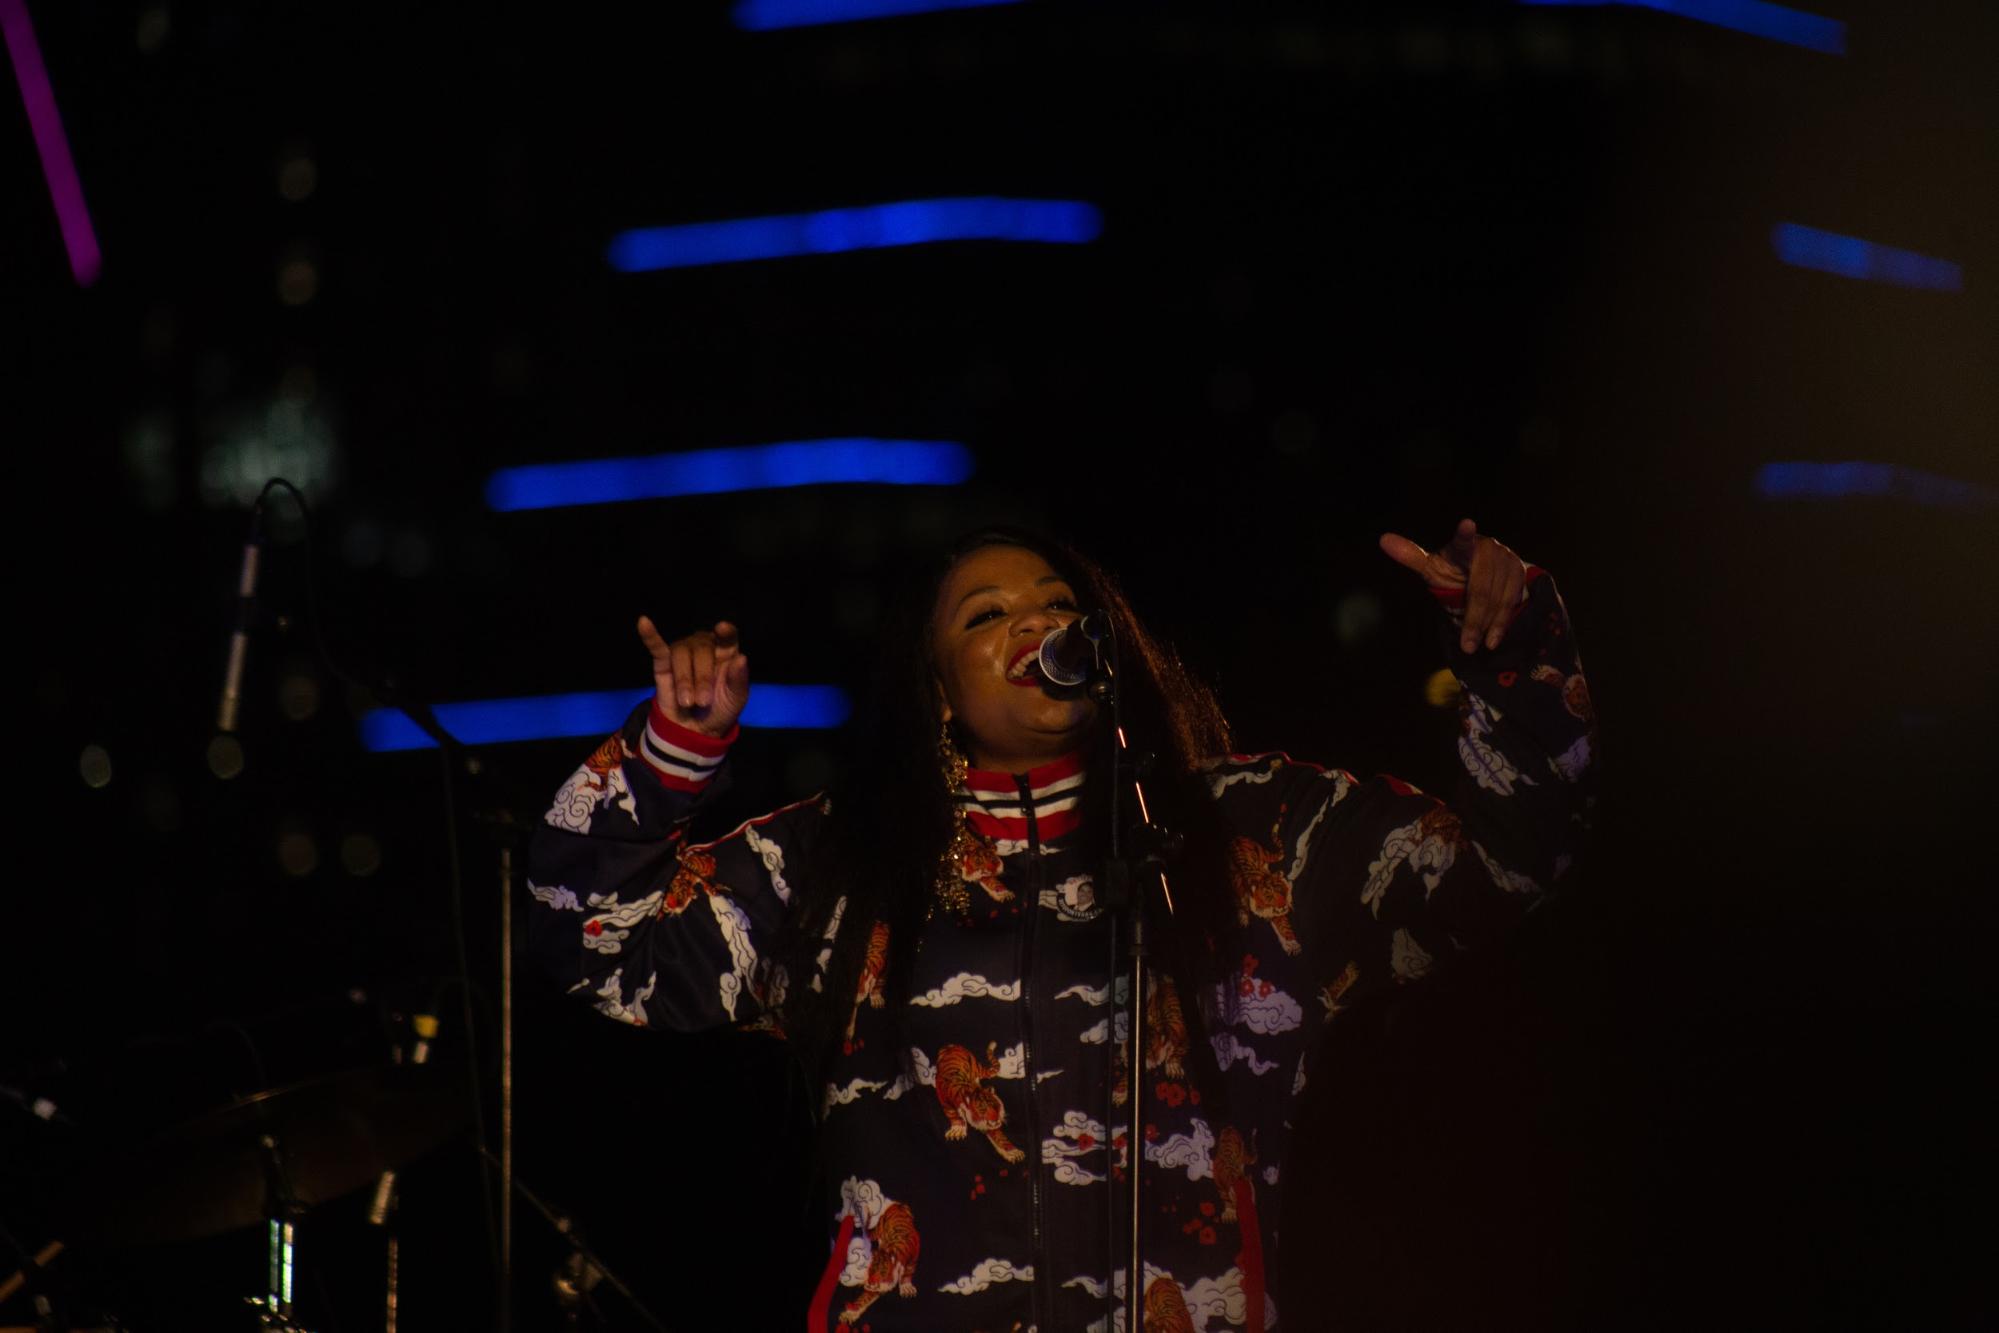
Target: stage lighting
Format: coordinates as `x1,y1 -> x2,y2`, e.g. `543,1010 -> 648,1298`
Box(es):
359,685 -> 853,752
1771,224 -> 1963,293
1519,0 -> 1845,56
2,0 -> 102,284
733,0 -> 1019,33
1754,463 -> 1997,511
485,438 -> 973,511
608,197 -> 1100,273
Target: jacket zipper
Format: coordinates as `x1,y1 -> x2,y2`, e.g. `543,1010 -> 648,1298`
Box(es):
1017,774 -> 1048,1331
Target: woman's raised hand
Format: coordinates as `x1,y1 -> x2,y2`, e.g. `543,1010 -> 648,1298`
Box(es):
637,617 -> 750,737
1379,518 -> 1528,654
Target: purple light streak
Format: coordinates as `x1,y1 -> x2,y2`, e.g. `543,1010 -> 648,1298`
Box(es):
2,0 -> 100,286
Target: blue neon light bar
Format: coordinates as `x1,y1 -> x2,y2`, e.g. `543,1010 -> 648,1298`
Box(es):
1518,0 -> 1846,55
1771,224 -> 1964,292
607,197 -> 1102,273
1754,463 -> 1997,511
734,0 -> 1018,29
486,438 -> 973,512
360,685 -> 853,752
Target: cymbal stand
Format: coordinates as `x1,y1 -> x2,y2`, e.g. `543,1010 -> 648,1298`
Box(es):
475,1147 -> 670,1333
368,1012 -> 440,1333
0,1235 -> 63,1328
248,1134 -> 311,1333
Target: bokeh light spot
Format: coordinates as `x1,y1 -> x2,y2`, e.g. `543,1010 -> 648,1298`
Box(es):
278,153 -> 317,203
340,833 -> 383,877
279,672 -> 321,721
278,830 -> 319,877
79,744 -> 112,789
207,734 -> 246,780
277,258 -> 318,306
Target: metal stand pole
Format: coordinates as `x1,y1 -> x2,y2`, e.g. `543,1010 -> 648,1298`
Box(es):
1067,620 -> 1181,1333
254,1135 -> 307,1332
500,839 -> 516,1333
384,1233 -> 399,1333
1125,913 -> 1147,1324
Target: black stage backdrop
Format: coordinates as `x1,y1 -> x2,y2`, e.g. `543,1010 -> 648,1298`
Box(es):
6,2 -> 1995,1327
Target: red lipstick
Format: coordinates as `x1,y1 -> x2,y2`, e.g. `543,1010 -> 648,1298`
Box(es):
1006,644 -> 1043,687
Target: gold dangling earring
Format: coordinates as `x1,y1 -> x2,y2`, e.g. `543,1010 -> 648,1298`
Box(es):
938,717 -> 968,794
934,719 -> 973,916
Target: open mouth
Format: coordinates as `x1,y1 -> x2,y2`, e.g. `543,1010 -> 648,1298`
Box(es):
1006,646 -> 1044,686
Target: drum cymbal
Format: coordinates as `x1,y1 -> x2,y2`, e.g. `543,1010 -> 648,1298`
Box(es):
60,1062 -> 468,1246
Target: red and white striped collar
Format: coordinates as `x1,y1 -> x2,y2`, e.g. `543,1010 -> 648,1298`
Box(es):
958,752 -> 1087,842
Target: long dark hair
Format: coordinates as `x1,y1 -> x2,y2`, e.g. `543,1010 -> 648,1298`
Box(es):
776,527 -> 1241,1091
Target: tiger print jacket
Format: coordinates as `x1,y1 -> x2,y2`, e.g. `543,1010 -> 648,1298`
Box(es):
526,569 -> 1596,1332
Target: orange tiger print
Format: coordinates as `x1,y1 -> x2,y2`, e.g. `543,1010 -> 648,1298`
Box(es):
657,845 -> 717,917
1213,1125 -> 1258,1224
1143,1275 -> 1195,1332
934,1041 -> 1025,1163
582,734 -> 628,787
1416,803 -> 1463,847
839,1201 -> 920,1325
1143,975 -> 1189,1081
1230,813 -> 1302,956
844,921 -> 891,1054
1319,959 -> 1360,1023
1532,662 -> 1594,723
951,837 -> 1016,905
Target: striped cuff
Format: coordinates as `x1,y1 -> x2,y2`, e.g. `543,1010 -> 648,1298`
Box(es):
1428,563 -> 1546,619
639,703 -> 737,793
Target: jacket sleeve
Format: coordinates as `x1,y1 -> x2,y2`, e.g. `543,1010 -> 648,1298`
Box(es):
524,699 -> 824,1034
1218,566 -> 1596,1010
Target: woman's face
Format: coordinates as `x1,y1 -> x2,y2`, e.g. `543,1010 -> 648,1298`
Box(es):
930,544 -> 1096,774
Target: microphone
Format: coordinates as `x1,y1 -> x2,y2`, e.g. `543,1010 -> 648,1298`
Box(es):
1036,612 -> 1112,688
216,501 -> 268,733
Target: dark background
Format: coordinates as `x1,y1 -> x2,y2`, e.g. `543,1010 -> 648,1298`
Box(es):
6,1 -> 1995,1328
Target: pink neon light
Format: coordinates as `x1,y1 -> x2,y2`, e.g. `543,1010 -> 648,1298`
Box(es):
2,0 -> 100,286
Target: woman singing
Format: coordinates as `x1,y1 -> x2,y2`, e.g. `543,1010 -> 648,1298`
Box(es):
526,521 -> 1595,1331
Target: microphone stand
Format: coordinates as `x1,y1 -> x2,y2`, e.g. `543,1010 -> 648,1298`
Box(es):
1080,627 -> 1183,1333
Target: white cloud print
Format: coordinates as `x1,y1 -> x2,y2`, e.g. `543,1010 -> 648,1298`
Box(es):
1143,1117 -> 1215,1181
590,968 -> 655,1027
837,1176 -> 889,1231
1054,980 -> 1110,1006
995,1042 -> 1027,1079
1390,927 -> 1435,983
938,1258 -> 1033,1295
909,973 -> 1022,1007
1072,1264 -> 1176,1333
1222,977 -> 1304,1035
1078,1267 -> 1284,1333
1210,1032 -> 1281,1075
743,825 -> 792,904
822,1077 -> 888,1113
579,890 -> 661,956
1043,1110 -> 1114,1186
528,881 -> 580,912
1473,839 -> 1541,896
1182,1267 -> 1280,1332
1079,1011 -> 1129,1046
839,1232 -> 872,1288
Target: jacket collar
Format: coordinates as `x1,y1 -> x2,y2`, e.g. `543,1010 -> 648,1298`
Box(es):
958,752 -> 1086,842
